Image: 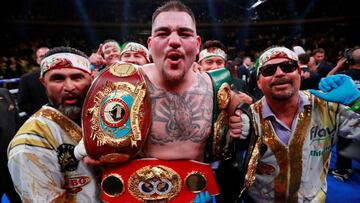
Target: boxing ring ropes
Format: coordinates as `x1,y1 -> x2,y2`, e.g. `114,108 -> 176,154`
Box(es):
0,78 -> 20,93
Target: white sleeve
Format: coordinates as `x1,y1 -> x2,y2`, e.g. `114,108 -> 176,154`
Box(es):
8,143 -> 66,203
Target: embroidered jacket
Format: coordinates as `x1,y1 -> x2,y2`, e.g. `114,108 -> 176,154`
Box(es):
245,91 -> 360,203
8,106 -> 100,203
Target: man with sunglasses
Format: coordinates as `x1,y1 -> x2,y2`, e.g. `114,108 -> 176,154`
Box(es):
230,46 -> 360,202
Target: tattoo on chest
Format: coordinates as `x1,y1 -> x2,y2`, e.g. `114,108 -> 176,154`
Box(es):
145,75 -> 213,145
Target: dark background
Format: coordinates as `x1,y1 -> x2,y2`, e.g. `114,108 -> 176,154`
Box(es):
0,0 -> 359,77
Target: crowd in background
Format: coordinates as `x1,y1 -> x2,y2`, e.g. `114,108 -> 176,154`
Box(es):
0,0 -> 355,23
1,0 -> 358,82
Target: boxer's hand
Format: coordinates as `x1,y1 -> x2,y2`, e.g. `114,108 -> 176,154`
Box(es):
83,156 -> 102,166
192,62 -> 204,73
228,109 -> 250,139
74,138 -> 87,161
309,74 -> 360,105
227,91 -> 252,116
74,139 -> 102,166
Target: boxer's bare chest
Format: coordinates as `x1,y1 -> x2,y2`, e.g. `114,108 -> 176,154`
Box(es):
145,75 -> 213,146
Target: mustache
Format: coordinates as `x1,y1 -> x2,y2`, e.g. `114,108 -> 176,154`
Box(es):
62,94 -> 79,102
61,92 -> 86,105
270,78 -> 293,87
166,49 -> 183,57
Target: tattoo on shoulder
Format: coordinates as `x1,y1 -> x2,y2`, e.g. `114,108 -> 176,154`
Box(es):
146,75 -> 213,145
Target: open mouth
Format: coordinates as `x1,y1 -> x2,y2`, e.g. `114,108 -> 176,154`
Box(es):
271,79 -> 292,88
166,51 -> 183,62
273,81 -> 290,85
63,96 -> 79,105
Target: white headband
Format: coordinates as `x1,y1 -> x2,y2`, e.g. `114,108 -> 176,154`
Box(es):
102,42 -> 121,54
40,53 -> 91,78
256,47 -> 298,76
120,42 -> 150,62
198,48 -> 226,62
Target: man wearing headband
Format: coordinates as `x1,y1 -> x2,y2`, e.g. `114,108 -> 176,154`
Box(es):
89,39 -> 122,73
232,46 -> 360,202
196,40 -> 253,202
7,47 -> 100,202
120,42 -> 150,65
196,40 -> 254,105
198,40 -> 227,71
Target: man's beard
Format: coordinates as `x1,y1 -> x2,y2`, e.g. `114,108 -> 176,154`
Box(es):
49,97 -> 83,119
271,91 -> 294,101
270,86 -> 295,101
269,78 -> 295,101
58,104 -> 82,119
162,67 -> 186,87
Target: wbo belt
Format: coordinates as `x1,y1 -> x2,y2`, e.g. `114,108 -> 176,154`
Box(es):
101,159 -> 219,202
82,63 -> 151,163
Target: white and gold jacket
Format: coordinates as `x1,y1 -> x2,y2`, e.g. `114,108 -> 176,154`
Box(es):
245,91 -> 360,203
8,106 -> 100,203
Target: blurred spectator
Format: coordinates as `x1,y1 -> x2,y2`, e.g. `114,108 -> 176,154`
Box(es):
308,56 -> 318,72
0,88 -> 21,203
237,56 -> 252,82
227,60 -> 254,104
292,45 -> 306,56
313,48 -> 334,78
119,42 -> 150,65
89,39 -> 121,76
101,39 -> 122,66
247,63 -> 263,102
298,53 -> 320,90
17,47 -> 49,123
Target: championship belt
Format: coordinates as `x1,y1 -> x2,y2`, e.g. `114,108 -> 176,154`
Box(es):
82,63 -> 151,163
205,68 -> 232,161
232,103 -> 259,197
100,159 -> 219,202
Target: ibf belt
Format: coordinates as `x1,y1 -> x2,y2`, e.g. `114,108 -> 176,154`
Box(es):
82,63 -> 151,163
100,159 -> 219,202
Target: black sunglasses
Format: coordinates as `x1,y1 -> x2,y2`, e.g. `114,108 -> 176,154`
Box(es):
259,60 -> 298,77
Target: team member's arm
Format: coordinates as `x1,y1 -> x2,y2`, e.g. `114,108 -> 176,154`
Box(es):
8,133 -> 66,202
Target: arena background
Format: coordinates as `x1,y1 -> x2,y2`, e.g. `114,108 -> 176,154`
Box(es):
1,0 -> 360,202
1,0 -> 359,71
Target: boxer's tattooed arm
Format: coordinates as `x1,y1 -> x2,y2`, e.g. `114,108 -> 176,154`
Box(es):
146,75 -> 213,145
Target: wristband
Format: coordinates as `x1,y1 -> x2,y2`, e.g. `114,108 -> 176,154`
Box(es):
74,139 -> 87,161
348,97 -> 360,111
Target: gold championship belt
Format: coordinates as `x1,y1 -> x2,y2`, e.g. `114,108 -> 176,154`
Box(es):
82,63 -> 151,163
100,159 -> 219,202
205,68 -> 232,161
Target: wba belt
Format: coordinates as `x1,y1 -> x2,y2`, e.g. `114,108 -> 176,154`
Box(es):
100,159 -> 219,202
